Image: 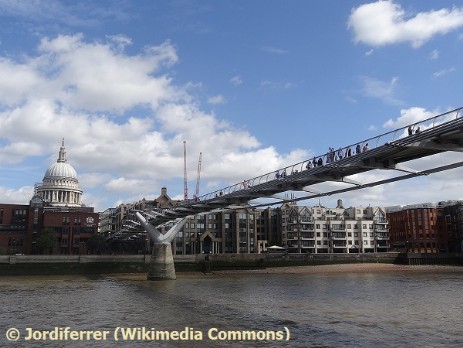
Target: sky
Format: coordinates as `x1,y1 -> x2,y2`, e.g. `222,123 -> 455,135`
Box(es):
0,0 -> 463,212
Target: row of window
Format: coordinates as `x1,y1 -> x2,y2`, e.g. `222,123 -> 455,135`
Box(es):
285,223 -> 377,230
286,231 -> 381,239
286,239 -> 374,247
62,217 -> 84,225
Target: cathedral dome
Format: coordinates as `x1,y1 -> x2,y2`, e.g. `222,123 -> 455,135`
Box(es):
43,140 -> 78,180
44,161 -> 78,180
35,139 -> 83,207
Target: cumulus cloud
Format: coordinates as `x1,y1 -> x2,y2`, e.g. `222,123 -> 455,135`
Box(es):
0,34 -> 308,210
348,1 -> 463,47
382,106 -> 460,131
383,106 -> 436,129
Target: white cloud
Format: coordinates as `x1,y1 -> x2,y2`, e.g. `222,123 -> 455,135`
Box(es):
433,67 -> 456,78
208,95 -> 225,105
260,80 -> 297,90
429,49 -> 439,60
0,186 -> 34,205
348,1 -> 463,47
360,76 -> 402,105
0,0 -> 128,28
0,34 -> 309,211
230,75 -> 242,86
36,35 -> 179,112
383,106 -> 436,129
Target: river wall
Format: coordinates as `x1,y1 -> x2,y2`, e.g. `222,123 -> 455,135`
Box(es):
0,252 -> 461,276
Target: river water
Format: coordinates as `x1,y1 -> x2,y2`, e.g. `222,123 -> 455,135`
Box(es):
1,266 -> 463,347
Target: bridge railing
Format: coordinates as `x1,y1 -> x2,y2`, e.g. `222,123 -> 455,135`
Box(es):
191,108 -> 462,204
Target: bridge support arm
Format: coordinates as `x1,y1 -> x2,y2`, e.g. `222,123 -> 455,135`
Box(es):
135,212 -> 161,241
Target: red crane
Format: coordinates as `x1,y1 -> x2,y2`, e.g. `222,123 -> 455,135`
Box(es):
183,141 -> 188,200
195,152 -> 202,199
183,141 -> 202,201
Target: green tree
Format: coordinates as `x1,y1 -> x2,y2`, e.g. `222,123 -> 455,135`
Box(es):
86,234 -> 108,254
37,228 -> 57,254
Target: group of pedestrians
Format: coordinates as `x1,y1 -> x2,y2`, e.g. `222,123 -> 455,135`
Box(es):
217,122 -> 423,201
408,125 -> 421,135
303,142 -> 370,170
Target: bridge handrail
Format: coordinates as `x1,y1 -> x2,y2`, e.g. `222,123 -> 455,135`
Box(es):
194,107 -> 462,204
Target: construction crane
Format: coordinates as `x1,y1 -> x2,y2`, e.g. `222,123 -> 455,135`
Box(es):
183,141 -> 188,200
195,152 -> 202,199
183,141 -> 203,201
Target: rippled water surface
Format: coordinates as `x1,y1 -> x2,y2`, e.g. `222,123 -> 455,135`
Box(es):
1,267 -> 463,347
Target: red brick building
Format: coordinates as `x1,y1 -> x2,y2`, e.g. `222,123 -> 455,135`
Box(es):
0,204 -> 29,255
40,207 -> 98,254
0,140 -> 98,255
387,204 -> 445,253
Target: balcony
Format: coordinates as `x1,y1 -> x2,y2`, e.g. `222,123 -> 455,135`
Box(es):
375,235 -> 390,240
376,243 -> 390,249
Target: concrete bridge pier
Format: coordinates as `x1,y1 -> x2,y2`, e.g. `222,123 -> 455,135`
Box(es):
147,243 -> 176,280
136,212 -> 188,281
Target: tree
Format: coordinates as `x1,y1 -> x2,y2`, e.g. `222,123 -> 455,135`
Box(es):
86,234 -> 108,254
36,228 -> 57,254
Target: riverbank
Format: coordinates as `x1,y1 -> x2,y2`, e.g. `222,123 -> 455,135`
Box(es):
108,263 -> 463,281
1,253 -> 461,276
212,262 -> 463,274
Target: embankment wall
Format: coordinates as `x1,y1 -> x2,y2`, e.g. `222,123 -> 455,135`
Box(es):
0,252 -> 461,276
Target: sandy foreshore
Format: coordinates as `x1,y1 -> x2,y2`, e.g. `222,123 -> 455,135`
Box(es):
210,263 -> 463,275
108,263 -> 463,281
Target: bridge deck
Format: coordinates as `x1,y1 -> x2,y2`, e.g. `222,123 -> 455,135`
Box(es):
144,108 -> 463,226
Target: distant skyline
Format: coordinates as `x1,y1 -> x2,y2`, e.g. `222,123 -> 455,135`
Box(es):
0,0 -> 463,212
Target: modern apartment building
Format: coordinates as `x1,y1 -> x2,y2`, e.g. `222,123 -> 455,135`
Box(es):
99,207 -> 117,238
174,207 -> 278,255
281,200 -> 389,253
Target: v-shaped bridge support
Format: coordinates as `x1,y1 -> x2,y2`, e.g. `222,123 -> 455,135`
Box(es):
136,213 -> 188,280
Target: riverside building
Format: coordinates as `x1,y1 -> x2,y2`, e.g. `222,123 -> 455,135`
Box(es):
387,201 -> 463,253
116,189 -> 389,255
281,200 -> 389,253
443,201 -> 463,253
174,207 -> 278,255
387,203 -> 442,253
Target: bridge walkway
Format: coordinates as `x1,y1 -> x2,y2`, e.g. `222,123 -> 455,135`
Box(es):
142,108 -> 463,226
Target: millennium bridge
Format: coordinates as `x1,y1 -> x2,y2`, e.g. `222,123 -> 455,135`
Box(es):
131,107 -> 463,279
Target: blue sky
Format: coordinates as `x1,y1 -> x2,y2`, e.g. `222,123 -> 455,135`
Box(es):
0,0 -> 463,212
